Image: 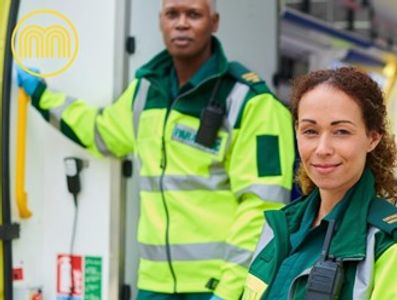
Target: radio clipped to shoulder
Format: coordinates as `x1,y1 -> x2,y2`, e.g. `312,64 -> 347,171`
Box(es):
195,79 -> 224,148
305,220 -> 344,300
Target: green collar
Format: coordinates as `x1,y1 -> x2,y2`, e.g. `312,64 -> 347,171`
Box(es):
136,36 -> 229,93
284,168 -> 376,260
330,168 -> 375,259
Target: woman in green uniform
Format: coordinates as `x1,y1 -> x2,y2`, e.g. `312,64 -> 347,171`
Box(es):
243,67 -> 397,300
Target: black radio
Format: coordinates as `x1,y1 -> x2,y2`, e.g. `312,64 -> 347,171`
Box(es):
195,79 -> 224,148
305,220 -> 344,300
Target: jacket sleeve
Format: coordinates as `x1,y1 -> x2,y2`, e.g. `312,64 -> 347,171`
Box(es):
31,79 -> 138,157
214,92 -> 295,300
370,243 -> 397,299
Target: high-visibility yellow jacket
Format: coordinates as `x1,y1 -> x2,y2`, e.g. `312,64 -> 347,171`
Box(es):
31,38 -> 295,299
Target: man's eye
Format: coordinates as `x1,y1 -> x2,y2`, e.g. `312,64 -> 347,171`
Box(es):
188,11 -> 201,18
166,11 -> 178,18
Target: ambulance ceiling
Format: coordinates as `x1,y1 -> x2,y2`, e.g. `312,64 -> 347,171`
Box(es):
280,0 -> 397,65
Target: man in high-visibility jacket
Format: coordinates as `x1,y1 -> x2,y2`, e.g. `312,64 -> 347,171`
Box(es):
17,0 -> 295,299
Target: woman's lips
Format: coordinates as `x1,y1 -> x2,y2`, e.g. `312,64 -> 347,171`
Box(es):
311,163 -> 341,174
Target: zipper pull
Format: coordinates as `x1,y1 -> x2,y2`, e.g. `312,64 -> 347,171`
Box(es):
160,156 -> 165,169
160,142 -> 166,169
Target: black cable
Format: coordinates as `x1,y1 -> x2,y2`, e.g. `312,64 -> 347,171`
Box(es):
68,193 -> 79,299
63,157 -> 85,299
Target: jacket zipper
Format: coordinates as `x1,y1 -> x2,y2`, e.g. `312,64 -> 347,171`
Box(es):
158,74 -> 221,292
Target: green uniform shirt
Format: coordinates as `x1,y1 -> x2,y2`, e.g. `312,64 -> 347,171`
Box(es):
266,188 -> 350,299
243,169 -> 397,300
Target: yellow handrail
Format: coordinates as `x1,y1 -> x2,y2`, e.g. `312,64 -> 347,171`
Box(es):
16,88 -> 32,219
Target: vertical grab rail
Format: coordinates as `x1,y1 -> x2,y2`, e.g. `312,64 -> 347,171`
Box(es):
1,0 -> 22,298
16,88 -> 32,218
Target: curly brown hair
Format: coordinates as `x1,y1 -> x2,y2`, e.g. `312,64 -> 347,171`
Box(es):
291,67 -> 397,203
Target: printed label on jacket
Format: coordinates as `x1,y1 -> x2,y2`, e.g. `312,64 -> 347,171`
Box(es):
172,124 -> 222,155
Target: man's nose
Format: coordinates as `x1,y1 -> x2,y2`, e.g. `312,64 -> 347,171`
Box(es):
175,14 -> 189,28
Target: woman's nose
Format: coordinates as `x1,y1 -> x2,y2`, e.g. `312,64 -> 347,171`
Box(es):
315,134 -> 334,156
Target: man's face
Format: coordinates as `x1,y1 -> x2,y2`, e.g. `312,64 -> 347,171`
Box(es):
160,0 -> 219,60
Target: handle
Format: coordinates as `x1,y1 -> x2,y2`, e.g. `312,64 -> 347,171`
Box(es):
16,88 -> 32,218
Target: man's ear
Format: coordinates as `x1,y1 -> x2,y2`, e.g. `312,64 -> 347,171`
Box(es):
212,13 -> 220,33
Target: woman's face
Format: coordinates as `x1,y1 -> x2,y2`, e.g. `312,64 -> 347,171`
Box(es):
296,84 -> 381,196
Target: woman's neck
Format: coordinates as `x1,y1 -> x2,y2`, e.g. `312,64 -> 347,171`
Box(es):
313,189 -> 345,227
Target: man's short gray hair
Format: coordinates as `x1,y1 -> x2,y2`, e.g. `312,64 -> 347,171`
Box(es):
210,0 -> 217,14
160,0 -> 218,14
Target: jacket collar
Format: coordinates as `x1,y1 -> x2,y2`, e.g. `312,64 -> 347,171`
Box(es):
279,168 -> 376,260
330,168 -> 376,259
135,36 -> 229,87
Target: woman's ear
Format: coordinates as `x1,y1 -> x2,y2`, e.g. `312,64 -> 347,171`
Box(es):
367,131 -> 382,152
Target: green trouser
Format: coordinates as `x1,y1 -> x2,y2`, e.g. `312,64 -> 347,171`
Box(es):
137,290 -> 212,300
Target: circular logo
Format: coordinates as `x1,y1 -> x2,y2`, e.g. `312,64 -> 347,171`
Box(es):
12,9 -> 79,78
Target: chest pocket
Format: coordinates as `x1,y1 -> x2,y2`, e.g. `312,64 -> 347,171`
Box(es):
170,81 -> 250,161
171,122 -> 228,160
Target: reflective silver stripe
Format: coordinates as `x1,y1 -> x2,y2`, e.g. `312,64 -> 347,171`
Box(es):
94,110 -> 112,156
225,82 -> 250,130
133,78 -> 150,138
288,267 -> 312,300
139,242 -> 252,268
352,226 -> 378,300
140,173 -> 230,191
252,224 -> 274,263
225,244 -> 253,268
236,184 -> 291,204
49,96 -> 77,129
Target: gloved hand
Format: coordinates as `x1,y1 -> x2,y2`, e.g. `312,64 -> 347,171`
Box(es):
16,66 -> 43,96
209,295 -> 223,300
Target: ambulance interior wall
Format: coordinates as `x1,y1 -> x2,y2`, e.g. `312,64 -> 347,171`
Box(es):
124,0 -> 279,296
11,0 -> 126,298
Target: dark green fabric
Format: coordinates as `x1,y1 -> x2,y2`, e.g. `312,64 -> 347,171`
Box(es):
134,36 -> 278,127
227,62 -> 271,95
60,120 -> 85,148
256,135 -> 281,177
137,37 -> 232,119
249,168 -> 397,299
249,210 -> 290,287
32,81 -> 49,121
136,290 -> 212,300
368,198 -> 397,237
265,181 -> 353,299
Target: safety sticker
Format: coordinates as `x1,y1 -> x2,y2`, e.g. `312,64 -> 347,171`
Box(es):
56,254 -> 102,300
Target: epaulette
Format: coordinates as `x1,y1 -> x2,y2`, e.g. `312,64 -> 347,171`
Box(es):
367,198 -> 397,241
227,61 -> 271,95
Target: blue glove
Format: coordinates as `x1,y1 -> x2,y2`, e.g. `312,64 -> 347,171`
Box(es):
209,296 -> 223,300
16,66 -> 43,96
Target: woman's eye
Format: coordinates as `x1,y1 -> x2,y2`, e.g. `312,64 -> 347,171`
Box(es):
335,129 -> 351,135
302,129 -> 317,135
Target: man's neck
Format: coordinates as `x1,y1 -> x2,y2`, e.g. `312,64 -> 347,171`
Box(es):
173,46 -> 212,87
